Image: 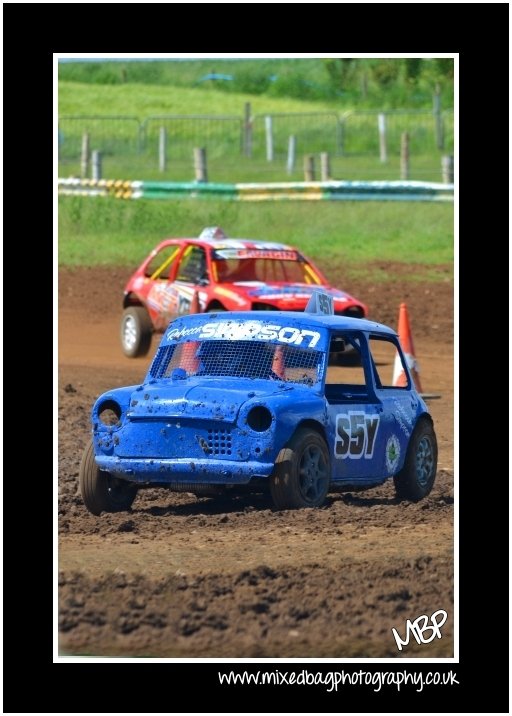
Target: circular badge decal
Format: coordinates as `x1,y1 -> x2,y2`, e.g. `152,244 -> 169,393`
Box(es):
385,435 -> 401,473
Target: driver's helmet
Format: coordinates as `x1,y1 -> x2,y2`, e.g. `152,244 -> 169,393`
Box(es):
195,340 -> 273,378
195,340 -> 238,375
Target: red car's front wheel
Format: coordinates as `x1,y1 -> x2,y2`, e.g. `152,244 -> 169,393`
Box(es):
120,306 -> 153,358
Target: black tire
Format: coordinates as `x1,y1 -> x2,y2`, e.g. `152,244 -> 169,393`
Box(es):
270,428 -> 330,509
79,440 -> 138,515
393,418 -> 438,501
120,306 -> 153,358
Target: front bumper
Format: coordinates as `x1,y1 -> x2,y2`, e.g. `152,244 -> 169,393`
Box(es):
95,455 -> 275,485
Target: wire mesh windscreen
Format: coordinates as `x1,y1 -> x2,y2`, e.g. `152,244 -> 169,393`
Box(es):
150,340 -> 323,386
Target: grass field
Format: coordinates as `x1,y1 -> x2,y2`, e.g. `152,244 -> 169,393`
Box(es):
58,65 -> 454,283
58,196 -> 453,281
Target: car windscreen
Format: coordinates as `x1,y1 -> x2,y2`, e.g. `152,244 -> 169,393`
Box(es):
150,339 -> 324,387
211,249 -> 322,285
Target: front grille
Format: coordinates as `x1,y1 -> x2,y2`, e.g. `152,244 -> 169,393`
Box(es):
117,422 -> 240,460
207,428 -> 232,455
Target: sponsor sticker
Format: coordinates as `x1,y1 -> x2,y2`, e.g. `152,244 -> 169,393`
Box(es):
385,434 -> 401,473
199,320 -> 321,347
213,249 -> 297,260
335,412 -> 380,459
166,319 -> 322,348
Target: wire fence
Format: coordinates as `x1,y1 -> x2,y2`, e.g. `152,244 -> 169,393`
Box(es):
252,112 -> 341,158
58,109 -> 454,183
58,116 -> 141,160
142,115 -> 243,160
340,110 -> 454,155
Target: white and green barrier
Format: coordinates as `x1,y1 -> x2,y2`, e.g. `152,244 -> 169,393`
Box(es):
58,178 -> 454,202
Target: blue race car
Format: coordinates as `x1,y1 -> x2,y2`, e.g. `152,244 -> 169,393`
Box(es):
80,292 -> 437,514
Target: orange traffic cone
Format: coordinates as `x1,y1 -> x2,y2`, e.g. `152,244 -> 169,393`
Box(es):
188,290 -> 200,314
393,302 -> 423,392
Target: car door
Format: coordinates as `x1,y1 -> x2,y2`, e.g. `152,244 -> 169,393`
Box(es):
150,244 -> 208,329
367,335 -> 418,477
145,243 -> 183,329
324,332 -> 386,486
169,244 -> 208,313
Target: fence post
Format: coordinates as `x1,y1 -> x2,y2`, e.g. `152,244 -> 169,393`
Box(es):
442,155 -> 454,183
265,115 -> 274,162
194,147 -> 208,183
320,152 -> 331,181
361,72 -> 368,100
91,150 -> 102,180
80,132 -> 90,179
378,112 -> 387,163
159,126 -> 167,173
304,154 -> 315,181
338,117 -> 345,157
400,132 -> 410,180
286,135 -> 296,176
138,120 -> 146,154
243,102 -> 252,157
433,83 -> 444,150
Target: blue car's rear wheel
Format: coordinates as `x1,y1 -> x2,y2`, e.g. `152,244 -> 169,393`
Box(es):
270,428 -> 330,509
393,418 -> 437,501
79,439 -> 138,515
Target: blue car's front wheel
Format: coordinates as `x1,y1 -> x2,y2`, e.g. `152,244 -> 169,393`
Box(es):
270,428 -> 330,510
79,440 -> 138,515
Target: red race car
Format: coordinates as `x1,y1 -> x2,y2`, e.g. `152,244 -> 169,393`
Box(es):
120,226 -> 368,357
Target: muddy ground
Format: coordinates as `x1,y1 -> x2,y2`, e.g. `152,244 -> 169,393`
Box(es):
58,263 -> 454,658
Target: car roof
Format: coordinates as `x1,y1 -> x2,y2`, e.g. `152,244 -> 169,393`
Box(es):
157,237 -> 297,251
174,310 -> 397,337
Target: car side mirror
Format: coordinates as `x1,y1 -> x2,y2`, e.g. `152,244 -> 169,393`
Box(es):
197,276 -> 209,286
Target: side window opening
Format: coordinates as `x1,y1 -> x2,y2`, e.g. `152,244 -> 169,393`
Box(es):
369,336 -> 409,389
177,247 -> 208,284
145,246 -> 180,280
325,334 -> 369,403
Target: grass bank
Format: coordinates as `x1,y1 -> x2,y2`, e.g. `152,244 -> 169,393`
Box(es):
58,58 -> 453,110
59,81 -> 342,117
58,196 -> 453,281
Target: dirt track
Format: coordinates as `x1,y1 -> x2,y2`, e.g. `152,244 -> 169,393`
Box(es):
58,264 -> 454,658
